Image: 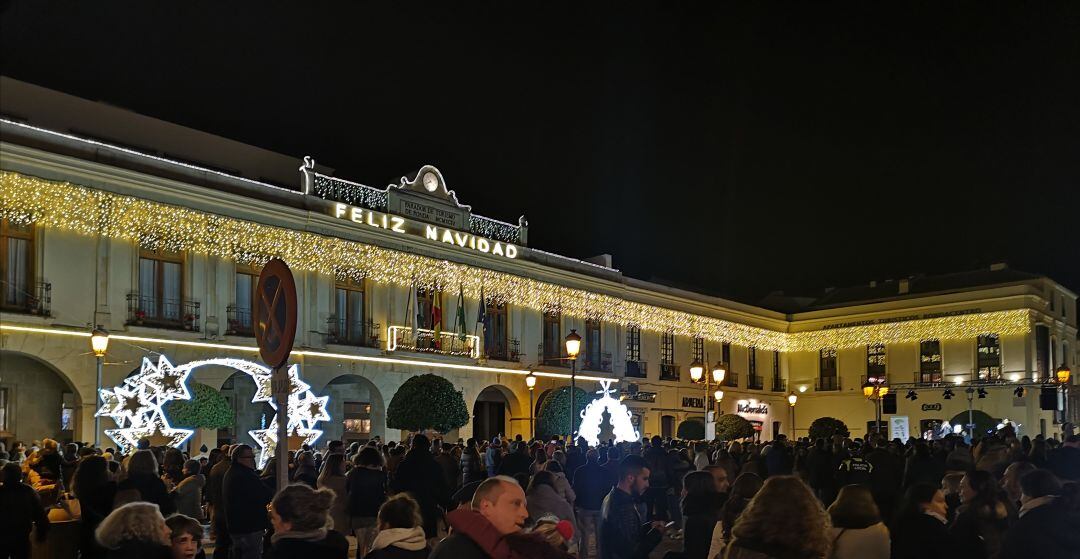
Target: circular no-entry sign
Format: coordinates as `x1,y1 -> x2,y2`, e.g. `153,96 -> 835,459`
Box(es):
254,258 -> 297,369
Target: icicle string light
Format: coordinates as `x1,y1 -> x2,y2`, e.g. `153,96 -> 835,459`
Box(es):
1,171 -> 1031,352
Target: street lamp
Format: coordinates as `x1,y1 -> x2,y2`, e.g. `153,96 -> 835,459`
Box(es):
90,326 -> 110,447
691,356 -> 727,434
1056,364 -> 1071,426
862,376 -> 889,436
714,389 -> 723,418
787,392 -> 798,438
525,373 -> 537,441
564,329 -> 582,441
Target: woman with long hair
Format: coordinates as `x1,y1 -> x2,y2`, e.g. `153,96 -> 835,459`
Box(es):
95,502 -> 172,559
529,446 -> 548,476
74,455 -> 119,559
720,473 -> 763,540
826,485 -> 889,559
949,470 -> 1013,559
346,447 -> 388,558
115,450 -> 175,515
171,459 -> 205,521
675,470 -> 725,559
526,470 -> 576,526
724,476 -> 831,559
460,437 -> 484,485
317,453 -> 350,533
267,484 -> 349,558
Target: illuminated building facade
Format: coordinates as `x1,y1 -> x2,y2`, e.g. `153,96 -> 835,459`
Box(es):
1,78 -> 1076,449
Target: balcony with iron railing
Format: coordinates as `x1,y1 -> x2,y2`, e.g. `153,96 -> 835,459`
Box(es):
659,362 -> 680,381
538,343 -> 569,367
815,376 -> 841,391
624,360 -> 648,378
326,317 -> 381,349
748,374 -> 764,390
0,280 -> 51,317
126,294 -> 200,331
770,377 -> 787,392
585,351 -> 613,373
390,325 -> 479,358
485,338 -> 522,362
226,305 -> 254,336
722,371 -> 739,388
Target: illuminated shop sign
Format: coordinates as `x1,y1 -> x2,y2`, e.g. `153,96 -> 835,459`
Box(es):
736,399 -> 769,419
331,202 -> 519,259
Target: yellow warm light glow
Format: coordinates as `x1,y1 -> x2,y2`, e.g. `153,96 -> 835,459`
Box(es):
863,385 -> 875,398
787,392 -> 798,406
525,374 -> 537,389
798,385 -> 807,393
714,390 -> 724,402
90,327 -> 110,357
2,172 -> 1035,353
689,360 -> 704,382
712,363 -> 726,384
564,329 -> 582,358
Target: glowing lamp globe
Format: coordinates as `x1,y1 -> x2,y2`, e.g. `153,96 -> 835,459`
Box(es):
863,384 -> 874,398
525,374 -> 537,389
91,327 -> 110,357
714,390 -> 724,402
689,359 -> 704,382
564,329 -> 582,358
787,392 -> 798,406
1056,365 -> 1071,385
878,386 -> 889,397
712,362 -> 726,384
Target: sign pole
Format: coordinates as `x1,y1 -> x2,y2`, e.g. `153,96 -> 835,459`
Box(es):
274,365 -> 290,491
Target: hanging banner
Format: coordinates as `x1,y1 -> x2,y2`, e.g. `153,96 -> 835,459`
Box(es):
890,416 -> 910,441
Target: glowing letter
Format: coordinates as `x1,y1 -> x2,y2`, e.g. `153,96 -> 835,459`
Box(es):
425,225 -> 438,240
506,244 -> 518,259
391,217 -> 407,233
335,203 -> 348,219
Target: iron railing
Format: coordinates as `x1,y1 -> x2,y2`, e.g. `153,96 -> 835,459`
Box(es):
0,280 -> 51,316
538,343 -> 569,367
585,351 -> 613,372
771,377 -> 787,392
625,360 -> 648,378
326,317 -> 381,348
660,363 -> 680,381
723,371 -> 740,388
748,374 -> 764,390
126,294 -> 200,331
390,325 -> 478,358
486,337 -> 522,362
815,376 -> 841,391
226,305 -> 253,336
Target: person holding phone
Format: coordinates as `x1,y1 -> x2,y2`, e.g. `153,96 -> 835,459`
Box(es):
600,455 -> 665,559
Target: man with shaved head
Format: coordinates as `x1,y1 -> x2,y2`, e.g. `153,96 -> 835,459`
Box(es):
431,475 -> 530,558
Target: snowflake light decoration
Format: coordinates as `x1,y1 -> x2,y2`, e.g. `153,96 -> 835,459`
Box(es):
577,380 -> 640,447
96,356 -> 328,462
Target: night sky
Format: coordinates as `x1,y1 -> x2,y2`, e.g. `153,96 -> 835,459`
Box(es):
2,2 -> 1078,306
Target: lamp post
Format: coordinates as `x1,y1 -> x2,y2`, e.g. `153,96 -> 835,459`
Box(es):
714,390 -> 723,418
690,357 -> 726,429
964,387 -> 976,439
90,326 -> 110,447
862,376 -> 889,436
1056,364 -> 1071,427
526,372 -> 537,440
787,392 -> 798,438
564,329 -> 582,442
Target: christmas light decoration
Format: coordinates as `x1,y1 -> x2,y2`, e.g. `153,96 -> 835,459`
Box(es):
577,380 -> 640,446
94,355 -> 327,463
0,172 -> 1033,352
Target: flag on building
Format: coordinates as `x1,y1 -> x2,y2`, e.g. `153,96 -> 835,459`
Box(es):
456,285 -> 468,342
432,289 -> 443,349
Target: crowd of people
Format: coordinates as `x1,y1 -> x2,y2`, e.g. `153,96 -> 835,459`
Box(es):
0,424 -> 1078,559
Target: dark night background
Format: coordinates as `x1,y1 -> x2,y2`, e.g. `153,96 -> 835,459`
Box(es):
2,2 -> 1078,307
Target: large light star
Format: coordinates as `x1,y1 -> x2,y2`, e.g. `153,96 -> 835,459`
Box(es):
250,417 -> 323,467
107,411 -> 193,453
252,364 -> 309,403
138,355 -> 192,402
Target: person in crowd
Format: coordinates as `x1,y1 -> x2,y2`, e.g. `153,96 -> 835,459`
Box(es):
259,458 -> 280,493
950,469 -> 1013,559
544,460 -> 576,504
460,438 -> 484,485
0,462 -> 49,559
498,440 -> 532,479
890,483 -> 955,559
26,438 -> 64,497
999,468 -> 1080,559
95,502 -> 172,559
529,446 -> 549,476
222,445 -> 273,559
724,476 -> 831,559
573,448 -> 609,559
391,434 -> 450,543
366,493 -> 429,559
206,445 -> 233,559
317,453 -> 349,533
764,436 -> 793,477
703,464 -> 731,496
291,452 -> 317,488
346,447 -> 388,558
599,446 -> 621,488
940,472 -> 964,522
1000,461 -> 1037,510
266,484 -> 349,559
1048,434 -> 1080,481
668,448 -> 693,532
601,455 -> 664,559
693,443 -> 710,471
431,475 -> 529,558
165,514 -> 206,559
826,485 -> 889,559
162,448 -> 186,486
527,470 -> 577,527
670,470 -> 725,559
484,438 -> 502,477
115,449 -> 176,515
863,436 -> 903,523
717,472 -> 763,548
642,436 -> 673,521
434,443 -> 459,492
903,441 -> 945,489
172,459 -> 205,521
74,455 -> 119,559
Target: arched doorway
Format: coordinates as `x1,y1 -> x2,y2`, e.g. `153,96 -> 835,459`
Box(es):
0,351 -> 82,444
217,370 -> 274,448
323,374 -> 385,445
473,385 -> 521,442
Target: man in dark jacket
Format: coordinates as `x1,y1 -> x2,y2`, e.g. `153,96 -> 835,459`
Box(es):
431,475 -> 529,559
601,455 -> 663,559
998,469 -> 1080,559
222,445 -> 273,559
599,446 -> 620,489
574,448 -> 608,558
0,463 -> 48,559
764,436 -> 794,477
1048,435 -> 1080,481
207,444 -> 234,559
565,437 -> 588,484
864,436 -> 903,523
460,438 -> 484,485
497,441 -> 532,479
641,436 -> 672,521
391,434 -> 450,540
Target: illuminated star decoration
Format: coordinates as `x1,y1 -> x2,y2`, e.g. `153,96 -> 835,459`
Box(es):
96,356 -> 329,461
577,380 -> 640,447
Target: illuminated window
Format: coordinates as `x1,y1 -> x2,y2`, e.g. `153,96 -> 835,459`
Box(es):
867,343 -> 887,377
626,325 -> 641,362
484,301 -> 509,360
334,278 -> 366,345
136,247 -> 184,322
692,336 -> 705,364
0,219 -> 33,310
661,332 -> 675,364
585,318 -> 602,370
920,340 -> 942,383
976,334 -> 1001,381
543,311 -> 561,363
818,348 -> 838,390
